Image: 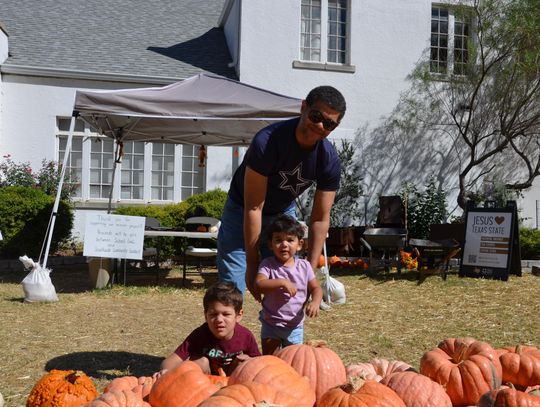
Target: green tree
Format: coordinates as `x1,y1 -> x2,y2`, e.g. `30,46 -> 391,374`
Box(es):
412,0 -> 540,209
297,139 -> 364,226
358,0 -> 540,212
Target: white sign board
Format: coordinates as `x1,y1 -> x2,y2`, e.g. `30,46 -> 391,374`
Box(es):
83,214 -> 145,260
462,211 -> 513,269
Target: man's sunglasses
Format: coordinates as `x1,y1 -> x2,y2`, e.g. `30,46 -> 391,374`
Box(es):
307,109 -> 339,131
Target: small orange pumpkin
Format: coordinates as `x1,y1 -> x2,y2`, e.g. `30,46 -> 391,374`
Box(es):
196,225 -> 207,232
27,369 -> 98,407
104,375 -> 157,400
328,255 -> 342,267
318,254 -> 326,268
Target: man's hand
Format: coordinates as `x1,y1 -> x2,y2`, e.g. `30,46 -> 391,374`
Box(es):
246,277 -> 262,302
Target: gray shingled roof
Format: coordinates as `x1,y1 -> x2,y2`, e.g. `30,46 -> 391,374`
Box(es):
0,0 -> 236,80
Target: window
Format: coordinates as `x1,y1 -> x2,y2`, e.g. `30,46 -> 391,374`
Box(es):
56,118 -> 204,203
430,6 -> 470,75
151,143 -> 174,201
120,141 -> 145,199
57,118 -> 84,198
297,0 -> 353,72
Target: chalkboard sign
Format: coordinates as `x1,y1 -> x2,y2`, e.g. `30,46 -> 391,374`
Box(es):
83,213 -> 145,260
459,201 -> 520,280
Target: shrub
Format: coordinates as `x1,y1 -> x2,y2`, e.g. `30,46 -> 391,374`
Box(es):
0,186 -> 73,259
400,178 -> 448,239
519,227 -> 540,259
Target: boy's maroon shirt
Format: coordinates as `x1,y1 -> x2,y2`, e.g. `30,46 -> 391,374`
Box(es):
174,322 -> 261,374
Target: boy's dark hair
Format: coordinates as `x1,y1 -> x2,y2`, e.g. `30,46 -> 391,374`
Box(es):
306,86 -> 346,120
266,214 -> 305,241
203,281 -> 243,314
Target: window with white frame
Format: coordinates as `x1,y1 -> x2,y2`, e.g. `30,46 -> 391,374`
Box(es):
151,143 -> 175,201
430,5 -> 470,75
299,0 -> 350,67
120,141 -> 145,200
56,118 -> 204,203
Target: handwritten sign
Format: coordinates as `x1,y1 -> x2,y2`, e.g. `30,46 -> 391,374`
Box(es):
83,213 -> 145,260
459,204 -> 519,280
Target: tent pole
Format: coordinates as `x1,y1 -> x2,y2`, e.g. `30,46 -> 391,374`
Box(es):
42,117 -> 75,269
107,137 -> 123,214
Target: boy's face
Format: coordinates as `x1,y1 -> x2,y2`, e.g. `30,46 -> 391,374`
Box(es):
204,301 -> 243,341
269,232 -> 303,264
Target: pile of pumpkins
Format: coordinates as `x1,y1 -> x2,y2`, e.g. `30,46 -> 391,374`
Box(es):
26,337 -> 539,406
320,255 -> 369,270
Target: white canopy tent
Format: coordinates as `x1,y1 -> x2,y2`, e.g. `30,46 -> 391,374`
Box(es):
42,73 -> 302,267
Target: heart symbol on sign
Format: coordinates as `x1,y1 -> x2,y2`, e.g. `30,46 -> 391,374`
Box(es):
495,216 -> 505,225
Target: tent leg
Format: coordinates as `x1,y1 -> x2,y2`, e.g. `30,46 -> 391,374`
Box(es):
41,117 -> 75,269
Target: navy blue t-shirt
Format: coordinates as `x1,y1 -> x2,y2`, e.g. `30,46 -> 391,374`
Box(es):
228,118 -> 341,215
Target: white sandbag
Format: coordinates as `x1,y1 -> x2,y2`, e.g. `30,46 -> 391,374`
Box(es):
317,266 -> 346,305
20,255 -> 58,303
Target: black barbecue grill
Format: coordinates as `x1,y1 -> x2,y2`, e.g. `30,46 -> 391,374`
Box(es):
361,227 -> 407,274
408,238 -> 461,280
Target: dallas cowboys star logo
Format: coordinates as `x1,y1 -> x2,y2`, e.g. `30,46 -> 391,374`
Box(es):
278,163 -> 313,196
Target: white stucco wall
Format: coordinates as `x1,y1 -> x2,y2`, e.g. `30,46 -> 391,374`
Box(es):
236,0 -> 430,142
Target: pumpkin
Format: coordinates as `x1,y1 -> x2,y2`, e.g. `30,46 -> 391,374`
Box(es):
27,369 -> 98,407
148,361 -> 221,407
420,337 -> 502,407
207,367 -> 229,387
496,345 -> 540,389
104,375 -> 157,400
329,255 -> 342,267
197,225 -> 208,232
316,377 -> 406,407
228,355 -> 316,407
275,340 -> 347,400
346,358 -> 414,382
381,371 -> 452,406
199,381 -> 301,406
477,386 -> 540,407
82,389 -> 151,407
318,254 -> 326,268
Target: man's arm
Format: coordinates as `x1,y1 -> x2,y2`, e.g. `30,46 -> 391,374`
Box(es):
307,189 -> 336,271
244,167 -> 267,301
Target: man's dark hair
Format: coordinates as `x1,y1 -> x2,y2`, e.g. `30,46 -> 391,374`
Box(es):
265,214 -> 305,241
203,281 -> 243,314
306,86 -> 347,120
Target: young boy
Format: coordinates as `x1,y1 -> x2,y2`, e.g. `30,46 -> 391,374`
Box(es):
255,214 -> 323,355
159,281 -> 261,375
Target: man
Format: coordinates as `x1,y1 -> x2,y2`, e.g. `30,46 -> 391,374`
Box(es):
217,86 -> 346,301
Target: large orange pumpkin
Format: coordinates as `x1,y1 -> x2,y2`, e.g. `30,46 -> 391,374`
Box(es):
496,345 -> 540,389
420,337 -> 502,407
228,355 -> 316,407
477,386 -> 540,407
381,371 -> 452,407
148,361 -> 220,407
275,340 -> 347,400
27,369 -> 98,407
316,377 -> 406,407
346,358 -> 414,382
82,388 -> 151,407
199,382 -> 301,406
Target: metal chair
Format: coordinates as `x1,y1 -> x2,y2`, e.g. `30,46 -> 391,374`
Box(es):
182,216 -> 220,284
